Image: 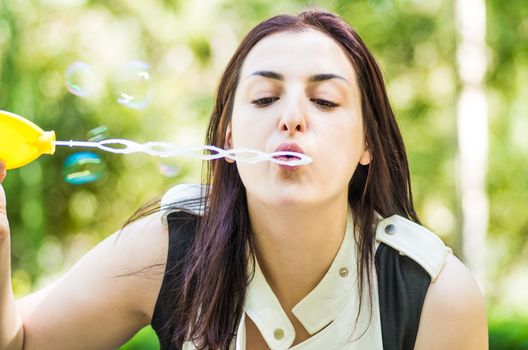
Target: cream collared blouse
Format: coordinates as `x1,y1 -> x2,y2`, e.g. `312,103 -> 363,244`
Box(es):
160,184 -> 451,350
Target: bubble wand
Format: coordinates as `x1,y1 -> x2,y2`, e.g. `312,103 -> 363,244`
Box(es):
0,110 -> 312,170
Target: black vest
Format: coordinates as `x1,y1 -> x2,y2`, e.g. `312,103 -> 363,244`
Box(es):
151,210 -> 431,349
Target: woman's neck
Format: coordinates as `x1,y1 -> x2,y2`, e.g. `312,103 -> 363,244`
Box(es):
246,193 -> 349,309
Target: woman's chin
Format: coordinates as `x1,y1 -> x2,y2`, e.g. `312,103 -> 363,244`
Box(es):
258,190 -> 321,209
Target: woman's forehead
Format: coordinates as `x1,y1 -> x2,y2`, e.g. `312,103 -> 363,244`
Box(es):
240,29 -> 357,82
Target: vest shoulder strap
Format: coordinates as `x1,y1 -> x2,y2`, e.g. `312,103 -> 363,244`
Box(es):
375,215 -> 450,350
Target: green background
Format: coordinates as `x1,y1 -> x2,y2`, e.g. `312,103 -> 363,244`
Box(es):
1,0 -> 527,348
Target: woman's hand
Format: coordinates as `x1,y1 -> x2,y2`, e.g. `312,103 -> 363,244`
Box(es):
0,160 -> 8,244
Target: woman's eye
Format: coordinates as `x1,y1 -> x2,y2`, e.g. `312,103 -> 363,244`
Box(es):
251,97 -> 279,108
311,98 -> 339,109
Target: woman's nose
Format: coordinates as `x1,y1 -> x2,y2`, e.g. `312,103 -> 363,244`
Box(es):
278,97 -> 307,135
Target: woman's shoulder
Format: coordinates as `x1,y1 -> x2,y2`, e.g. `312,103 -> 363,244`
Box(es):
160,183 -> 208,222
161,183 -> 207,205
375,215 -> 450,281
374,215 -> 488,349
413,253 -> 488,349
113,183 -> 207,322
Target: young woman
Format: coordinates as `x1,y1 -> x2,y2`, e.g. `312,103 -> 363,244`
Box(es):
0,9 -> 487,350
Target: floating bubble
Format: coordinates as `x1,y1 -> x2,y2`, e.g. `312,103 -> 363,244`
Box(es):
62,152 -> 107,185
159,163 -> 181,178
64,61 -> 100,98
115,61 -> 152,110
86,125 -> 108,142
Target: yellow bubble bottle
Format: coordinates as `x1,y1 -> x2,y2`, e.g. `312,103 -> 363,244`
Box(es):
0,110 -> 56,170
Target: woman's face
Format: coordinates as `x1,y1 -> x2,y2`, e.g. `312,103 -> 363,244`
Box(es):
227,29 -> 370,208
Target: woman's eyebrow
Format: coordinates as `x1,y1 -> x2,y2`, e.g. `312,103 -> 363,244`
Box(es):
308,73 -> 350,86
247,70 -> 350,86
247,70 -> 284,81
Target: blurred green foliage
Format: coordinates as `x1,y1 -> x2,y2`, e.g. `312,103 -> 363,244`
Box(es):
120,327 -> 159,350
1,0 -> 527,347
489,316 -> 528,350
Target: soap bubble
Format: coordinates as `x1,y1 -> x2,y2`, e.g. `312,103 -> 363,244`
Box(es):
62,152 -> 107,185
115,61 -> 152,110
159,163 -> 181,178
64,61 -> 100,98
86,125 -> 108,142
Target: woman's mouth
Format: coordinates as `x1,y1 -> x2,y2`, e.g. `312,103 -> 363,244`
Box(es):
270,142 -> 312,170
272,154 -> 301,162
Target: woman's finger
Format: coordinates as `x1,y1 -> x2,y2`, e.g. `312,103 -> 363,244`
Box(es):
0,160 -> 7,218
0,160 -> 6,183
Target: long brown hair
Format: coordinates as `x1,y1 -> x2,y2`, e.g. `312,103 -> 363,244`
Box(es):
130,8 -> 419,349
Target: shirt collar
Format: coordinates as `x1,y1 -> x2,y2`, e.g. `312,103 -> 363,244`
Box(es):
243,206 -> 357,349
